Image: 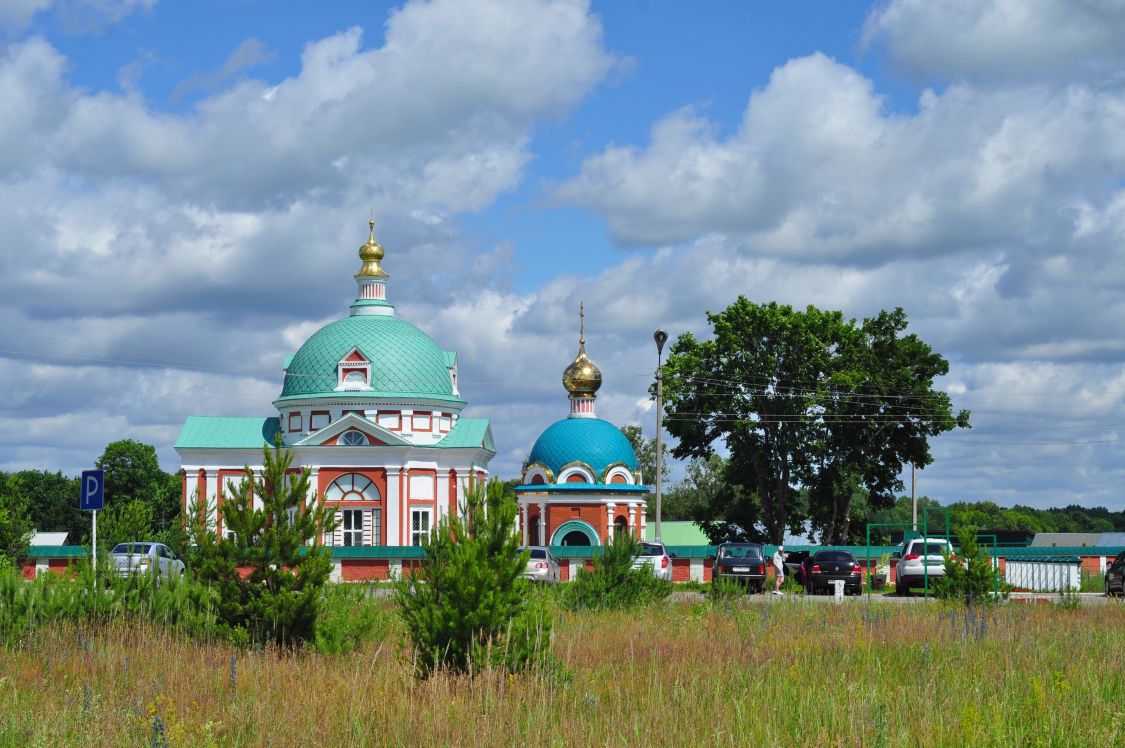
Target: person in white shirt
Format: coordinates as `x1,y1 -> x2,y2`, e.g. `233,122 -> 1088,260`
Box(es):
772,545 -> 785,594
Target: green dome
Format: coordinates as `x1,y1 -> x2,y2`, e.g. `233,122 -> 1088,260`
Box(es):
277,315 -> 462,403
527,418 -> 637,479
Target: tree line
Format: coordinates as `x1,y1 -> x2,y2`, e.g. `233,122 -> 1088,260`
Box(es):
0,439 -> 184,566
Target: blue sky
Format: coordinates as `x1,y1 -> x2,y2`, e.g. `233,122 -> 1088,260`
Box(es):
3,0 -> 1125,513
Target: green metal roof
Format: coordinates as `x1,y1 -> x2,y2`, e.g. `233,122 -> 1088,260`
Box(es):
175,417 -> 281,449
435,418 -> 495,452
278,315 -> 463,404
646,521 -> 710,545
514,483 -> 648,494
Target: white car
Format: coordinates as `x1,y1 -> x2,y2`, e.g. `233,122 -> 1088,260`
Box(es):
519,546 -> 561,584
109,542 -> 185,579
893,537 -> 954,595
632,541 -> 673,581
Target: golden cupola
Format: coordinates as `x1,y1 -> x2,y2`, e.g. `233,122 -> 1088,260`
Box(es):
350,217 -> 395,318
356,218 -> 388,278
563,303 -> 602,417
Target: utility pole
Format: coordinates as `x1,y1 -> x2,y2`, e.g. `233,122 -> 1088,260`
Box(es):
911,463 -> 917,533
653,329 -> 668,541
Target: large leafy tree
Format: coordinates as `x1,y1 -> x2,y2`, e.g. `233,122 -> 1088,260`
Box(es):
619,425 -> 670,488
663,298 -> 969,544
0,485 -> 33,566
189,444 -> 337,647
2,470 -> 87,542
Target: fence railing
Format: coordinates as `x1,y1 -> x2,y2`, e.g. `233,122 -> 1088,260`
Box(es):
1004,555 -> 1081,592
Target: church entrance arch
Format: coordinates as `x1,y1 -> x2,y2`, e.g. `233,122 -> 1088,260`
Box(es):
551,520 -> 599,547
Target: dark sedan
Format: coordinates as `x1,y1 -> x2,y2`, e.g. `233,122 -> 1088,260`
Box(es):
712,542 -> 767,592
1106,550 -> 1125,597
797,550 -> 864,595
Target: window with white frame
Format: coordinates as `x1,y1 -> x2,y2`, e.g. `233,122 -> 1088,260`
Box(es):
339,430 -> 368,446
341,509 -> 364,546
324,473 -> 380,502
370,508 -> 382,546
411,509 -> 431,547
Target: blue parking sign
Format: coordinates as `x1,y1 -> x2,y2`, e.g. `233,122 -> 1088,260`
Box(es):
80,469 -> 104,511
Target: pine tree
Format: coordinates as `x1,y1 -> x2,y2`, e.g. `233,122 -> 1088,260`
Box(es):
189,443 -> 337,646
395,477 -> 551,677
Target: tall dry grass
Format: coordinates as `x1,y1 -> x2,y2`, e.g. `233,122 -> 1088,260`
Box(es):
1,599 -> 1122,747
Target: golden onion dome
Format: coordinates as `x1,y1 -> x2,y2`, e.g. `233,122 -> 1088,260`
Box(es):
562,303 -> 602,398
357,218 -> 388,278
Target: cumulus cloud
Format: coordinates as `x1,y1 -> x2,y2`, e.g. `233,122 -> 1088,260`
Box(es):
0,0 -> 155,34
555,53 -> 1125,263
863,0 -> 1125,83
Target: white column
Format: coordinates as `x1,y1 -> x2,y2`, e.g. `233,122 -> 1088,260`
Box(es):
386,469 -> 401,545
520,503 -> 529,545
627,502 -> 638,538
641,507 -> 647,541
204,470 -> 219,535
538,502 -> 547,545
606,503 -> 616,540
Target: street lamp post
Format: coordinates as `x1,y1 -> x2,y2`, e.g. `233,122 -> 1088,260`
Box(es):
653,329 -> 668,541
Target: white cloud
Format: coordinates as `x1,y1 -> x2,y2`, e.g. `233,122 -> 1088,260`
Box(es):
863,0 -> 1125,83
556,53 -> 1125,262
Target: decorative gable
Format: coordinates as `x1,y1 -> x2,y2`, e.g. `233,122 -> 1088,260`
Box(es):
335,347 -> 374,392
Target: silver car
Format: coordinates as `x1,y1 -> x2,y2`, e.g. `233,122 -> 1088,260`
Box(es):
109,542 -> 186,579
519,546 -> 561,584
632,541 -> 673,581
893,537 -> 954,594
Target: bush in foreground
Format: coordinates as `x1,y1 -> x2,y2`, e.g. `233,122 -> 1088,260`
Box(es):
188,443 -> 338,647
561,532 -> 672,610
395,478 -> 552,677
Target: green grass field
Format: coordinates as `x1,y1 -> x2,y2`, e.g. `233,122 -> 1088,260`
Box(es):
1,598 -> 1122,747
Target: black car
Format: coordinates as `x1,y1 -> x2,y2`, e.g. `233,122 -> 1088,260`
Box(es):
797,550 -> 863,595
712,542 -> 767,592
1106,551 -> 1125,597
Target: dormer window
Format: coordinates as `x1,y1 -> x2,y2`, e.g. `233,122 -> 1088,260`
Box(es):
450,367 -> 459,396
336,348 -> 373,392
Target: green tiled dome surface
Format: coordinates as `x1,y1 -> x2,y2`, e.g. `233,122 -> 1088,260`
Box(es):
527,418 -> 637,477
279,316 -> 461,402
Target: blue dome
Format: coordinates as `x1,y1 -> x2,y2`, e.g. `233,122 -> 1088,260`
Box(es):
527,418 -> 637,479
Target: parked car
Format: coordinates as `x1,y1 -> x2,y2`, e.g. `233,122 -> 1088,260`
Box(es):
632,541 -> 672,581
796,550 -> 863,595
109,542 -> 185,579
1105,550 -> 1125,597
783,550 -> 810,580
712,542 -> 767,592
892,537 -> 954,595
518,546 -> 561,585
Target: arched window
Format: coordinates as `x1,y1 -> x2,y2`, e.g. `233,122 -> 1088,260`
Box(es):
339,430 -> 368,446
614,516 -> 628,535
324,473 -> 381,502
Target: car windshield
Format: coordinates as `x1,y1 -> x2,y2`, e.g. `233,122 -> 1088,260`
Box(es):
814,551 -> 855,563
916,543 -> 950,556
640,544 -> 664,556
111,543 -> 151,555
720,545 -> 761,559
529,549 -> 547,559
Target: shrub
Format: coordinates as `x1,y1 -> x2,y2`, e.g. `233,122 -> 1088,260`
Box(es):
188,443 -> 338,647
933,526 -> 997,605
708,574 -> 746,606
394,478 -> 552,677
561,532 -> 672,611
314,585 -> 394,655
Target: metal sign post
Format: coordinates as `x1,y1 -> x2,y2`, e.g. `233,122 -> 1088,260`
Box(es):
80,469 -> 105,574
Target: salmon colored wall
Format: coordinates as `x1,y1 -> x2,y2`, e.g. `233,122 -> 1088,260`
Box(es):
545,504 -> 606,544
341,559 -> 389,581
